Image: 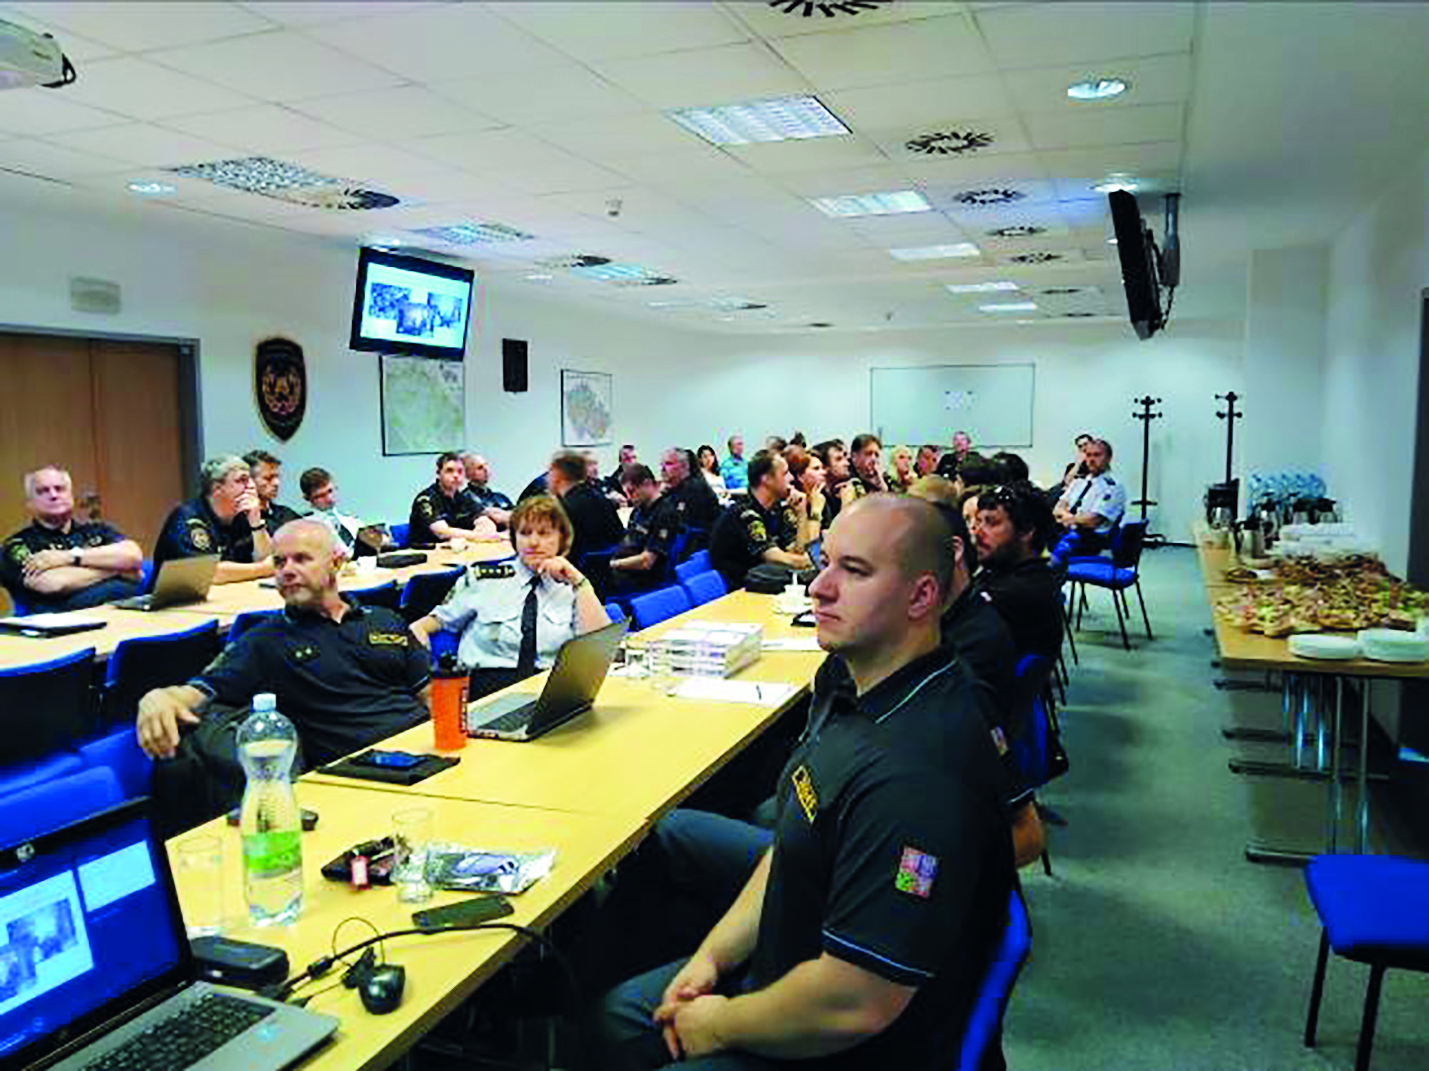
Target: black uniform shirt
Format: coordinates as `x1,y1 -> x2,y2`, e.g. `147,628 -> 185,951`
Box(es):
190,599 -> 430,767
614,495 -> 679,564
668,474 -> 720,532
408,482 -> 482,545
752,649 -> 1016,1071
259,502 -> 303,537
558,481 -> 625,564
154,497 -> 256,572
709,495 -> 794,590
1,520 -> 141,612
973,557 -> 1064,661
469,484 -> 513,513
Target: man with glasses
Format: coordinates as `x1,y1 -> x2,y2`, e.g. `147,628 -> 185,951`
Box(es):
974,482 -> 1064,661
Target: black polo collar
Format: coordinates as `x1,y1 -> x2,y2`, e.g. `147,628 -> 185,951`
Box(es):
811,645 -> 960,732
282,593 -> 367,625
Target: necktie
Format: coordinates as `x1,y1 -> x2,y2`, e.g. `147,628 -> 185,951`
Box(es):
517,576 -> 541,675
1070,479 -> 1094,512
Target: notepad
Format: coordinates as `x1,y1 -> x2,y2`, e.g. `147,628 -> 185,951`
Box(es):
760,637 -> 824,652
0,613 -> 107,636
671,679 -> 797,706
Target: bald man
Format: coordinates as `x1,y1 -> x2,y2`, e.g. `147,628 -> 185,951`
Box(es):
137,520 -> 430,772
602,496 -> 1017,1071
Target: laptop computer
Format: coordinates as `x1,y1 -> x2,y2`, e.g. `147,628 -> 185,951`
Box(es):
465,617 -> 630,741
113,556 -> 218,612
0,798 -> 336,1071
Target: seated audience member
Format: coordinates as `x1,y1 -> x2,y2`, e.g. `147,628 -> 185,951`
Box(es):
601,494 -> 1016,1071
608,464 -> 681,592
783,446 -> 830,533
545,450 -> 625,566
605,444 -> 638,496
244,450 -> 302,536
812,439 -> 854,521
409,452 -> 499,546
958,486 -> 986,546
719,435 -> 748,492
975,482 -> 1064,661
709,450 -> 811,589
518,471 -> 549,501
1053,437 -> 1126,555
934,430 -> 974,479
953,453 -> 1004,493
154,455 -> 274,583
991,451 -> 1030,483
848,432 -> 888,497
695,444 -> 728,498
299,467 -> 368,557
2,465 -> 143,612
461,452 -> 514,528
764,434 -> 788,453
788,430 -> 807,448
137,520 -> 429,789
886,444 -> 916,492
661,447 -> 721,532
915,444 -> 941,477
411,494 -> 608,699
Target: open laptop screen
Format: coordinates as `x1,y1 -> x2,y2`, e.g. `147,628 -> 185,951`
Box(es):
0,803 -> 186,1067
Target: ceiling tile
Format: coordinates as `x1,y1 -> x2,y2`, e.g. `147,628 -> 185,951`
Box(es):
822,75 -> 1016,130
56,57 -> 258,120
148,31 -> 404,102
290,87 -> 501,140
431,65 -> 645,127
1003,52 -> 1193,113
974,1 -> 1195,70
771,162 -> 919,198
3,1 -> 277,51
0,6 -> 115,60
308,4 -> 571,81
1037,141 -> 1183,179
405,129 -> 582,173
235,1 -> 445,25
0,89 -> 128,136
528,113 -> 695,162
163,105 -> 364,154
594,42 -> 810,109
0,136 -> 129,178
867,116 -> 1032,161
284,143 -> 459,190
47,123 -> 237,167
494,1 -> 749,62
604,144 -> 756,186
722,134 -> 889,174
770,14 -> 997,91
1024,103 -> 1183,151
486,157 -> 631,196
904,151 -> 1050,187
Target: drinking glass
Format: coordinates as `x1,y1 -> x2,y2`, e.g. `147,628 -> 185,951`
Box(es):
392,807 -> 434,904
175,836 -> 224,937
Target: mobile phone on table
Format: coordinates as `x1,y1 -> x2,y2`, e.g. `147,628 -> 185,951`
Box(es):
351,749 -> 426,769
412,895 -> 514,930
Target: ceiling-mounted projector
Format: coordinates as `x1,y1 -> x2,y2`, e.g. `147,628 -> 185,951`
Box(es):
0,18 -> 76,90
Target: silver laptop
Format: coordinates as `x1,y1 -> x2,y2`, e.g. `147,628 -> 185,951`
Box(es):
465,618 -> 630,741
113,556 -> 218,611
0,798 -> 336,1071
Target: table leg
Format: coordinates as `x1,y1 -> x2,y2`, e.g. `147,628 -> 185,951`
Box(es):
1357,684 -> 1372,854
1326,676 -> 1343,853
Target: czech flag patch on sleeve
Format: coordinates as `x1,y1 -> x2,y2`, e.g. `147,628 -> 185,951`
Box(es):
894,846 -> 938,899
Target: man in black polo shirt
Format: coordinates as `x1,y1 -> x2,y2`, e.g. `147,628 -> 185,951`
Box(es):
244,450 -> 302,537
974,481 -> 1064,661
546,450 -> 625,566
136,519 -> 429,769
847,432 -> 888,499
709,451 -> 810,591
154,455 -> 274,584
609,464 -> 680,593
460,451 -> 514,528
660,448 -> 721,532
409,452 -> 495,545
603,495 -> 1017,1071
2,465 -> 144,612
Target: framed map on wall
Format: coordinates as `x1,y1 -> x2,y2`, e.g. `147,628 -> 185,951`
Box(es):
561,369 -> 613,447
380,354 -> 465,455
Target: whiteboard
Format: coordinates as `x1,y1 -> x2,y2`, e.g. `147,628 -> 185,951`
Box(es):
870,364 -> 1035,448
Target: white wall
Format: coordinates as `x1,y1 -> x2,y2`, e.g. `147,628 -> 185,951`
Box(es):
1322,147 -> 1429,575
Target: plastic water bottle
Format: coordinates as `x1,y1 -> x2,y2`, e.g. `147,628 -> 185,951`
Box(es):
237,694 -> 303,926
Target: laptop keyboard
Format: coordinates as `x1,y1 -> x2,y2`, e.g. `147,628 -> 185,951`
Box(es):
479,707 -> 532,733
84,992 -> 276,1071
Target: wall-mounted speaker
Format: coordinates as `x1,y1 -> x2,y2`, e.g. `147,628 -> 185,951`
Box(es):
502,338 -> 528,393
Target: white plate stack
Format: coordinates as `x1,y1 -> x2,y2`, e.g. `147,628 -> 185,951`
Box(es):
1356,629 -> 1429,663
1288,634 -> 1362,661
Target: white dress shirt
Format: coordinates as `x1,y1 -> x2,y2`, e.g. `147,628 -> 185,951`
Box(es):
433,560 -> 580,670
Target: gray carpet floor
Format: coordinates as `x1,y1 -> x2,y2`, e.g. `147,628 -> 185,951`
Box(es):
1007,545 -> 1429,1071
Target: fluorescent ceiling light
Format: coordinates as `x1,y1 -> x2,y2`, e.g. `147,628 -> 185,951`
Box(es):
127,181 -> 175,195
1067,78 -> 1128,101
1093,178 -> 1139,193
524,273 -> 553,282
810,190 -> 930,218
169,155 -> 340,194
979,302 -> 1039,313
571,263 -> 678,286
946,281 -> 1019,294
409,221 -> 534,245
668,95 -> 849,146
889,243 -> 980,261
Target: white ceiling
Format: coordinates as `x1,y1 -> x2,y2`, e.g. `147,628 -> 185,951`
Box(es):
0,1 -> 1426,335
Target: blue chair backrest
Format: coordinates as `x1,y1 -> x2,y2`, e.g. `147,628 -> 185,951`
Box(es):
0,767 -> 122,847
346,579 -> 400,612
103,619 -> 221,730
140,559 -> 155,594
630,585 -> 692,630
390,522 -> 410,548
1112,520 -> 1149,570
681,569 -> 727,607
4,588 -> 34,616
604,601 -> 626,623
399,567 -> 464,623
956,889 -> 1032,1071
0,647 -> 97,766
674,557 -> 705,586
78,728 -> 152,800
229,608 -> 281,644
685,549 -> 711,574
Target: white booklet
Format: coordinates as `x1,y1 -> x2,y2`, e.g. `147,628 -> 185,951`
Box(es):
671,678 -> 798,706
0,612 -> 108,636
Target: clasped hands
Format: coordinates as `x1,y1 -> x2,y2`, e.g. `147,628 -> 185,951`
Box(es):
653,952 -> 729,1061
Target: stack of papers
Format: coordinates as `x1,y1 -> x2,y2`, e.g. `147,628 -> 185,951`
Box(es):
0,613 -> 107,636
653,622 -> 763,678
671,678 -> 797,706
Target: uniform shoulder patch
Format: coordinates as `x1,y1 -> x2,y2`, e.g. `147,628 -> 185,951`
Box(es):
747,519 -> 768,544
367,631 -> 408,647
895,846 -> 938,899
991,726 -> 1008,755
187,519 -> 213,551
791,764 -> 818,823
417,496 -> 436,520
1103,475 -> 1117,485
6,541 -> 30,566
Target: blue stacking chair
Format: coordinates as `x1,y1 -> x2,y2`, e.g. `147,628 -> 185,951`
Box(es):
4,588 -> 35,616
674,554 -> 710,586
1009,654 -> 1063,876
345,579 -> 400,612
0,766 -> 122,846
629,585 -> 692,631
956,889 -> 1033,1071
681,569 -> 727,608
399,567 -> 464,623
1065,520 -> 1151,650
0,647 -> 96,771
103,619 -> 221,730
228,608 -> 281,644
79,728 -> 152,800
139,559 -> 156,594
604,601 -> 627,623
1303,854 -> 1429,1071
390,522 -> 410,548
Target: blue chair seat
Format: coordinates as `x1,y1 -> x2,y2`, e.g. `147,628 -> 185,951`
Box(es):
1065,561 -> 1137,588
1307,855 -> 1429,962
681,569 -> 727,607
0,752 -> 85,797
629,584 -> 692,630
390,522 -> 410,549
0,766 -> 122,846
603,601 -> 627,623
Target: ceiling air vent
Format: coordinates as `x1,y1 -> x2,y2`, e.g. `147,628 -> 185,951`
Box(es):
276,186 -> 399,211
169,156 -> 400,211
905,129 -> 994,156
808,321 -> 834,328
1062,311 -> 1098,318
987,224 -> 1046,238
1008,251 -> 1063,265
613,275 -> 680,288
952,188 -> 1026,207
1041,286 -> 1096,296
540,254 -> 612,270
768,1 -> 884,18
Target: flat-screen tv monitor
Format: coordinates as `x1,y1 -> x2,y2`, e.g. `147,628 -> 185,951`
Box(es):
1108,190 -> 1164,341
350,247 -> 474,359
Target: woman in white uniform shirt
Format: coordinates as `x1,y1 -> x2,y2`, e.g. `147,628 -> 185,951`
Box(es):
412,494 -> 608,698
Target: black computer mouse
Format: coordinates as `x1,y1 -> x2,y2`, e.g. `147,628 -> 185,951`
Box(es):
359,964 -> 405,1014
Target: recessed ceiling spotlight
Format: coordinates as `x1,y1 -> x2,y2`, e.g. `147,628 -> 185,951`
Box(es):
810,190 -> 930,217
952,188 -> 1026,207
127,181 -> 176,195
946,281 -> 1019,294
889,243 -> 980,261
979,302 -> 1039,313
667,94 -> 849,146
1067,78 -> 1129,101
1093,177 -> 1139,193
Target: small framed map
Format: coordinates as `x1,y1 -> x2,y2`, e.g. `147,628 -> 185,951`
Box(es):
380,354 -> 465,455
561,369 -> 613,447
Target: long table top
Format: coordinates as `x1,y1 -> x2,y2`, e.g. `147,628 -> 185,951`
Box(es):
169,782 -> 646,1071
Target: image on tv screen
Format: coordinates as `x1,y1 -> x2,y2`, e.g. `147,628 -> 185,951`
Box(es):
353,252 -> 472,356
368,283 -> 411,320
